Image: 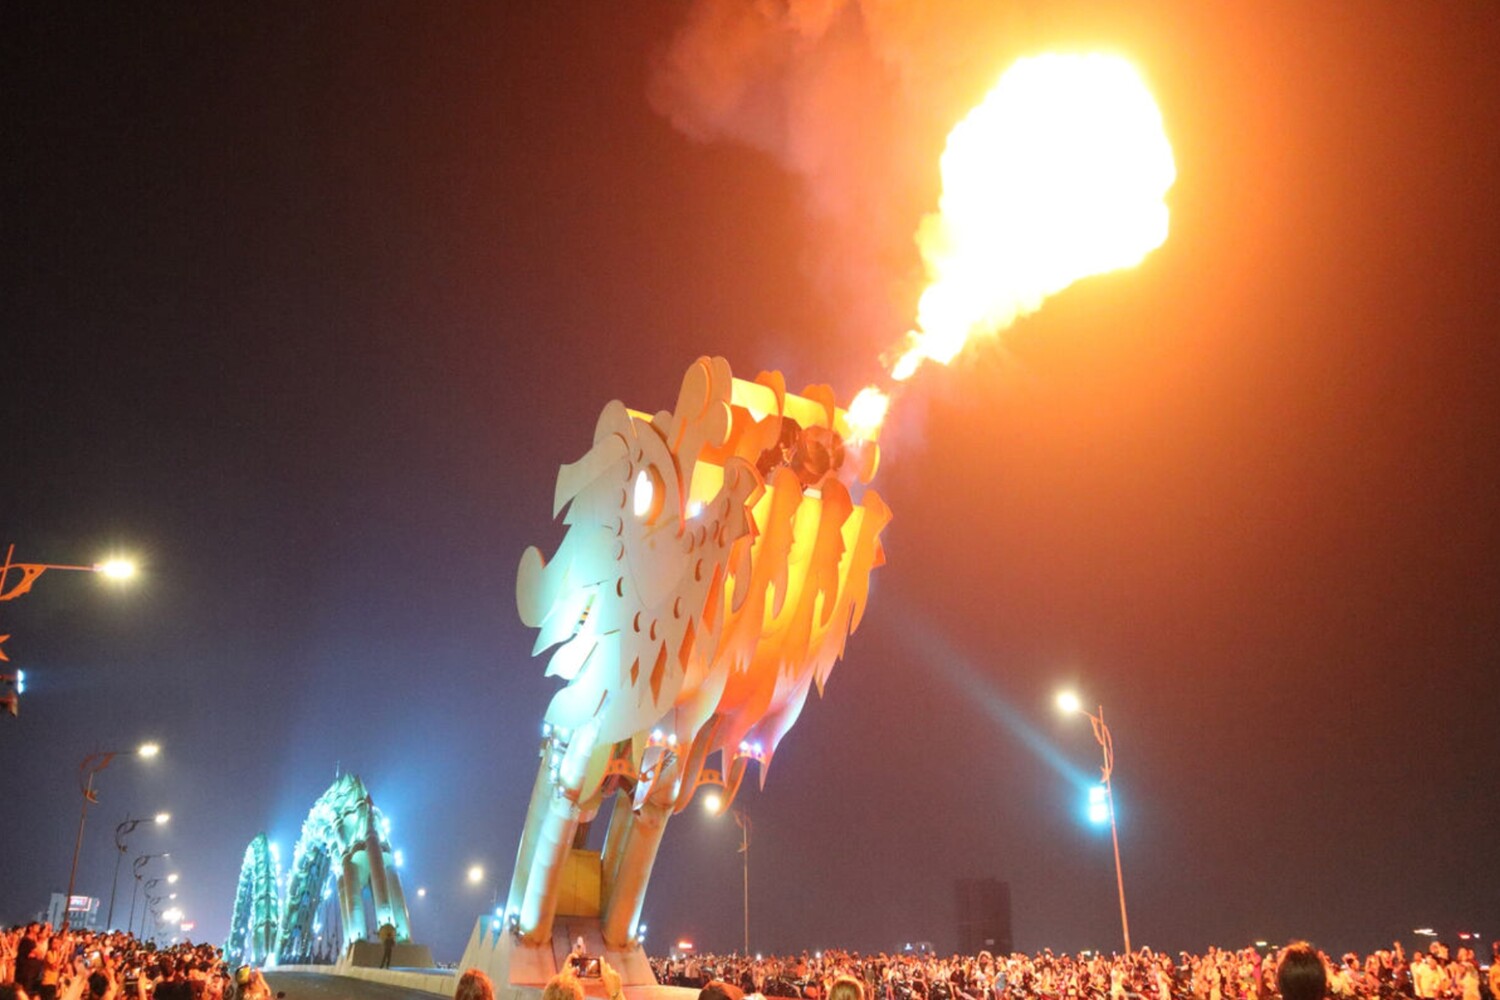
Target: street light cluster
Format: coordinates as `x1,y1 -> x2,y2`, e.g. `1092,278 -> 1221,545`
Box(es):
64,741 -> 167,931
0,542 -> 189,935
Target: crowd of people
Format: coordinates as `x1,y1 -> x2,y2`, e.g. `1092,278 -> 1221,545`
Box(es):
9,920 -> 1494,1000
649,940 -> 1499,1000
0,925 -> 273,1000
451,937 -> 1500,1000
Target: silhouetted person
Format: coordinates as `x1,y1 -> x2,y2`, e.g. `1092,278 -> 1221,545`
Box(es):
1277,943 -> 1327,1000
456,968 -> 496,1000
699,981 -> 745,1000
378,922 -> 396,969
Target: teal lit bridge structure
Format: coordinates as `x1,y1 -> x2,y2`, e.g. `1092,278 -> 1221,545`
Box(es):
227,773 -> 416,967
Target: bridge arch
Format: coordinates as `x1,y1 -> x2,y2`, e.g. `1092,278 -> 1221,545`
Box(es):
275,773 -> 412,964
226,833 -> 281,967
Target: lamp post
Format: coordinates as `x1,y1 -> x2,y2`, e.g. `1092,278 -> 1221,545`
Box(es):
0,545 -> 137,718
1057,691 -> 1131,955
703,793 -> 751,957
0,544 -> 136,602
141,879 -> 162,937
131,852 -> 169,936
63,743 -> 160,930
145,893 -> 164,942
109,813 -> 169,929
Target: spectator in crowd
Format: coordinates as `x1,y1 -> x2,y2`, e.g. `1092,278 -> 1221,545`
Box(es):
3,925 -> 230,1000
543,959 -> 592,1000
1276,943 -> 1326,1000
11,936 -> 44,997
456,968 -> 496,1000
699,981 -> 745,1000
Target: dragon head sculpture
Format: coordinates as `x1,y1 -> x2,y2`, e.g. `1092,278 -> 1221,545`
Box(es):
518,356 -> 889,813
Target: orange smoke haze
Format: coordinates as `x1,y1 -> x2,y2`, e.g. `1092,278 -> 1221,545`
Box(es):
650,0 -> 1017,348
652,3 -> 1174,438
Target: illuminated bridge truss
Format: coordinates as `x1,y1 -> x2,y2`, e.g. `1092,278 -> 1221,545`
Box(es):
226,773 -> 414,966
226,834 -> 281,966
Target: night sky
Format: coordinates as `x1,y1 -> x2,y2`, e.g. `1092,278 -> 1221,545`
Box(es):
4,2 -> 1498,964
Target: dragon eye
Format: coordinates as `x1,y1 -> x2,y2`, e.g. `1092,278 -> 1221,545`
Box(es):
633,467 -> 665,523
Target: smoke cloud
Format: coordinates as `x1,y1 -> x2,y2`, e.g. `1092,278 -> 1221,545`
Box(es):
649,0 -> 1026,353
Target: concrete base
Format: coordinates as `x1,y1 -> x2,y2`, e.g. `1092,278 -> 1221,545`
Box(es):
346,940 -> 438,969
456,916 -> 656,996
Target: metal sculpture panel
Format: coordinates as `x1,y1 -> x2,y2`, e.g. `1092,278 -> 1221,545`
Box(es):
495,357 -> 889,976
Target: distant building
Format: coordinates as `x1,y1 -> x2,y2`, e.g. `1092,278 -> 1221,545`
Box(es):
955,878 -> 1012,955
46,894 -> 101,930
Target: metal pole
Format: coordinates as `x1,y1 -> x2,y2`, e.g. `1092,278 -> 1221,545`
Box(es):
130,874 -> 140,934
63,770 -> 95,931
108,817 -> 137,930
108,837 -> 125,929
742,825 -> 749,957
735,810 -> 750,957
141,879 -> 162,939
1094,706 -> 1130,954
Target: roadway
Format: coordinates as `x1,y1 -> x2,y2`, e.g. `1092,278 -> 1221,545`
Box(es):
265,971 -> 447,1000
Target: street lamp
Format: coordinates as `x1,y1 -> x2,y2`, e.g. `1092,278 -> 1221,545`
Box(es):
0,544 -> 138,601
108,812 -> 170,929
703,794 -> 751,956
63,743 -> 161,930
131,852 -> 169,935
1057,691 -> 1131,954
0,545 -> 138,718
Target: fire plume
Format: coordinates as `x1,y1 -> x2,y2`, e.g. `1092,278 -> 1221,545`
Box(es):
845,385 -> 891,440
891,52 -> 1176,381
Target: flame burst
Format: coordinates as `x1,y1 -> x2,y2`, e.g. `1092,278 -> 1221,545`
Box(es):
895,52 -> 1176,380
845,385 -> 891,440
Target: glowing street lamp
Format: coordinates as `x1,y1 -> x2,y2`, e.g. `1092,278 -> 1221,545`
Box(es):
467,864 -> 485,885
0,544 -> 139,718
1057,691 -> 1131,954
63,743 -> 162,930
96,559 -> 137,580
0,544 -> 138,601
167,872 -> 179,884
703,793 -> 751,956
108,811 -> 170,929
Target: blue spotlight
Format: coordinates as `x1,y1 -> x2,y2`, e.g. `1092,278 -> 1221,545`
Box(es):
1087,784 -> 1109,825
